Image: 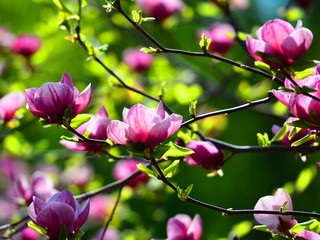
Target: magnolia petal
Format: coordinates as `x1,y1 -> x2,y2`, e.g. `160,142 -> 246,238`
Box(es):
61,72 -> 79,96
107,120 -> 129,145
0,91 -> 25,122
245,37 -> 278,68
73,83 -> 92,116
273,188 -> 293,210
36,202 -> 75,238
25,88 -> 48,119
156,101 -> 166,120
50,190 -> 76,211
281,27 -> 313,59
187,214 -> 202,240
260,19 -> 294,51
96,106 -> 109,118
272,90 -> 290,106
74,199 -> 90,231
60,140 -> 89,151
167,214 -> 191,239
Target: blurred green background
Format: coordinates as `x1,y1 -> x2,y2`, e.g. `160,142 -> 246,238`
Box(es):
1,0 -> 320,239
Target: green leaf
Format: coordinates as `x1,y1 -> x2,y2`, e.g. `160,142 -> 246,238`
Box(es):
254,61 -> 271,72
164,142 -> 194,158
291,58 -> 319,71
57,225 -> 68,240
136,163 -> 157,177
152,144 -> 171,159
199,33 -> 212,52
288,126 -> 300,140
287,119 -> 312,129
132,10 -> 143,26
277,86 -> 295,93
257,132 -> 270,147
177,184 -> 193,201
126,141 -> 146,155
300,86 -> 318,93
189,100 -> 197,118
291,219 -> 320,234
140,47 -> 162,54
70,114 -> 92,129
253,225 -> 271,233
294,68 -> 314,80
60,135 -> 81,142
271,123 -> 288,142
158,82 -> 167,99
93,44 -> 109,56
69,230 -> 85,240
27,221 -> 47,235
163,160 -> 180,178
237,32 -> 248,41
291,132 -> 316,147
177,130 -> 192,145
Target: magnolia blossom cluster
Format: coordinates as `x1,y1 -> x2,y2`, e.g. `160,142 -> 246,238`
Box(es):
272,64 -> 320,129
123,47 -> 154,72
246,19 -> 313,69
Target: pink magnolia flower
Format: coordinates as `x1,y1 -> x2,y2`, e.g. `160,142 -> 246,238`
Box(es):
10,171 -> 57,205
107,101 -> 182,148
272,65 -> 320,127
25,72 -> 91,124
0,91 -> 25,123
20,227 -> 41,240
113,159 -> 149,188
152,214 -> 202,240
186,140 -> 224,171
11,35 -> 41,58
272,117 -> 317,146
136,0 -> 185,20
28,190 -> 90,239
88,194 -> 113,223
198,22 -> 235,55
246,19 -> 313,68
254,188 -> 297,234
60,106 -> 110,151
297,230 -> 320,240
123,47 -> 154,72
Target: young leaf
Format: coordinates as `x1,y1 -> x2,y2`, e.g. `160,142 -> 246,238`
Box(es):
152,144 -> 171,159
163,160 -> 180,178
132,10 -> 143,26
294,68 -> 314,80
126,141 -> 146,155
291,219 -> 320,234
199,33 -> 212,52
295,165 -> 318,194
271,123 -> 288,142
288,126 -> 300,140
254,61 -> 271,72
164,142 -> 194,158
253,225 -> 271,233
27,221 -> 47,235
257,132 -> 270,147
189,100 -> 197,118
70,114 -> 92,129
136,163 -> 157,177
140,47 -> 162,54
177,184 -> 193,201
60,136 -> 81,142
287,119 -> 312,129
291,132 -> 316,147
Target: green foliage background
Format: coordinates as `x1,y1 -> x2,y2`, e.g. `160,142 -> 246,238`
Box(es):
1,0 -> 320,239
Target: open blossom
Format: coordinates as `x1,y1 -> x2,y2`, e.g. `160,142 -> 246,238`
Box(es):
28,190 -> 90,239
152,214 -> 202,240
107,101 -> 182,148
136,0 -> 184,20
20,227 -> 41,240
88,194 -> 113,223
254,188 -> 297,234
123,47 -> 154,72
11,35 -> 41,58
60,107 -> 110,151
272,65 -> 320,128
25,72 -> 91,124
246,19 -> 313,68
0,91 -> 25,123
186,140 -> 224,171
272,117 -> 317,146
198,22 -> 235,55
10,171 -> 57,205
113,159 -> 149,188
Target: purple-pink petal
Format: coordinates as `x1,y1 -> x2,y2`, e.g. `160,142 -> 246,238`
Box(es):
107,120 -> 129,145
74,199 -> 90,231
73,83 -> 92,116
0,91 -> 25,122
187,214 -> 202,240
167,214 -> 191,239
260,19 -> 294,51
281,28 -> 313,59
